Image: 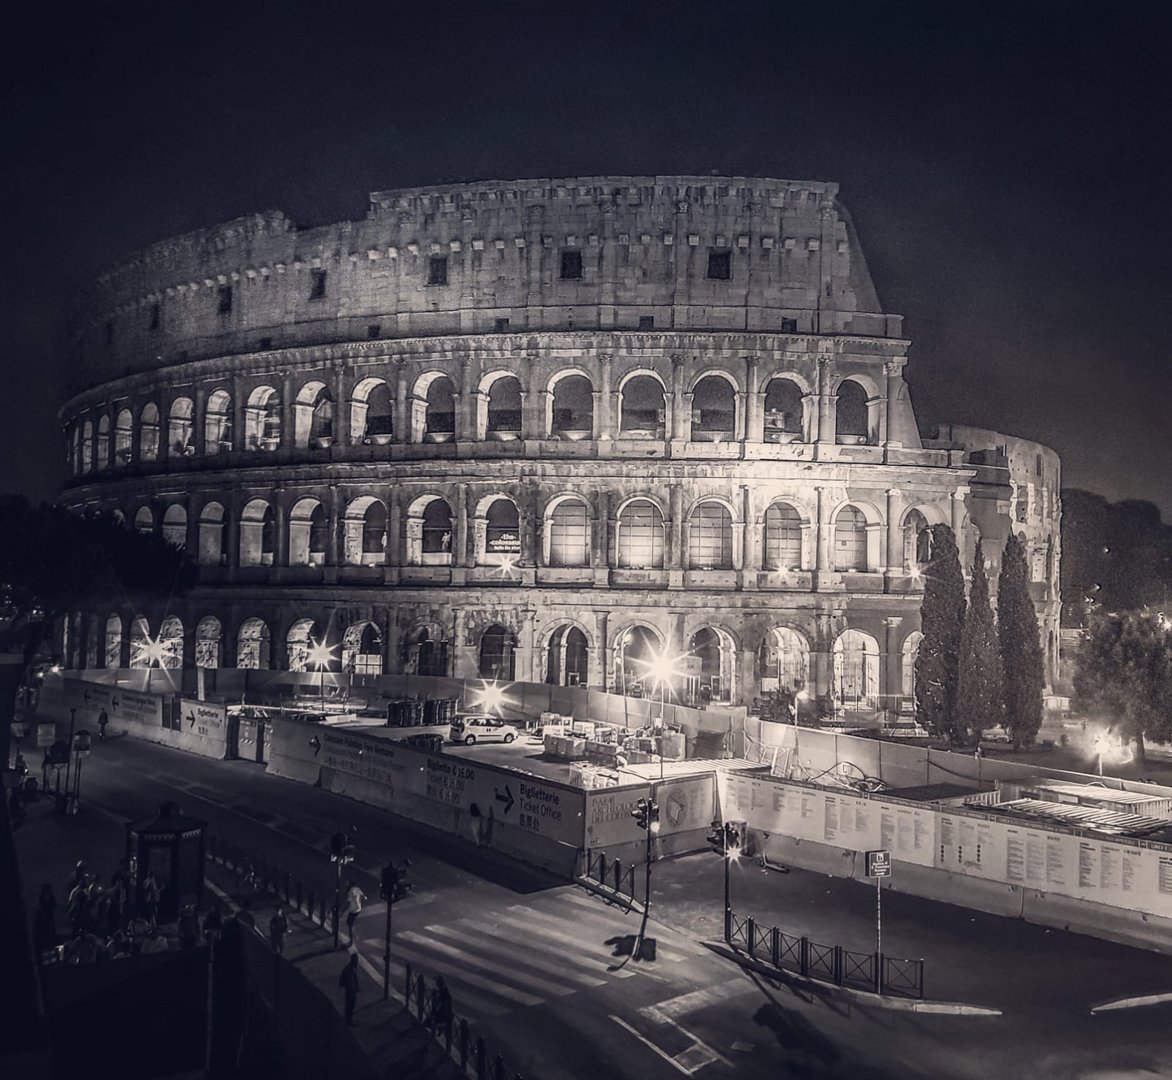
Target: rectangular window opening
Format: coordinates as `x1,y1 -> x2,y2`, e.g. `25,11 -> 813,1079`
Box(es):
560,249 -> 583,280
494,317 -> 511,333
309,268 -> 328,300
105,320 -> 114,346
638,315 -> 655,331
218,285 -> 233,314
707,250 -> 732,280
367,323 -> 381,339
149,303 -> 160,331
428,256 -> 449,286
259,337 -> 273,350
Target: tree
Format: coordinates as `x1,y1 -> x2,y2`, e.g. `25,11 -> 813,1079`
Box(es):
955,539 -> 1002,746
0,496 -> 194,764
998,531 -> 1045,748
1073,610 -> 1172,764
915,523 -> 966,743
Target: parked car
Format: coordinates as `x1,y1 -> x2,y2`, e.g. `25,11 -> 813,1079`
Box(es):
449,715 -> 519,745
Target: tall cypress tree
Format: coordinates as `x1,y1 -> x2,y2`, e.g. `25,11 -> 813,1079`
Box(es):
956,539 -> 1002,746
915,523 -> 966,742
998,531 -> 1045,748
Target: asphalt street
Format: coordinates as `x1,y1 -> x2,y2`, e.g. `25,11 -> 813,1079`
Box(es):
17,734 -> 1172,1080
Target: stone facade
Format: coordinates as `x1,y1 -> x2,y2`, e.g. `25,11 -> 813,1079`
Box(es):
57,176 -> 1061,714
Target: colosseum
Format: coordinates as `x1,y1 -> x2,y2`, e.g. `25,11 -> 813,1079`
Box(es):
56,175 -> 1062,718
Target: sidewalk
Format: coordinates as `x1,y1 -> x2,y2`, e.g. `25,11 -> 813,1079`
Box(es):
10,790 -> 464,1080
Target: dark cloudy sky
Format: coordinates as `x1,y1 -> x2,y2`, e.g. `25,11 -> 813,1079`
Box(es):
4,0 -> 1170,516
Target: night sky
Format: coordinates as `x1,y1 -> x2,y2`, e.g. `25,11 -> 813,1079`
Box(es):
4,0 -> 1170,516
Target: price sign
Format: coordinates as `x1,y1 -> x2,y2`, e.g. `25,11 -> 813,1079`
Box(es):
865,849 -> 892,878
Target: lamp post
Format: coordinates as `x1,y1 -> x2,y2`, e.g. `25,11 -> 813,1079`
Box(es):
723,821 -> 740,942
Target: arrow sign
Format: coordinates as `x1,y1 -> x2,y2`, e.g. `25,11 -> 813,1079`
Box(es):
186,711 -> 197,728
494,785 -> 514,814
310,736 -> 321,757
111,696 -> 120,711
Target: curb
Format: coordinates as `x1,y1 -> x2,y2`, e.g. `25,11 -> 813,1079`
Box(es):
1090,991 -> 1172,1014
574,875 -> 644,915
701,940 -> 1003,1016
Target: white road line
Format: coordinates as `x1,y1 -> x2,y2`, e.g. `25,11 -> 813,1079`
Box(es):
652,1015 -> 732,1070
609,1015 -> 692,1076
648,980 -> 747,1021
398,929 -> 573,998
484,907 -> 639,977
392,934 -> 544,1007
427,924 -> 606,988
1091,991 -> 1172,1013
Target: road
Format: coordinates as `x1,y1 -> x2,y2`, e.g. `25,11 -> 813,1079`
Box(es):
20,734 -> 1172,1080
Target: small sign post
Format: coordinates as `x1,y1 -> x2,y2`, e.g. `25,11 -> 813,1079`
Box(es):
865,849 -> 892,961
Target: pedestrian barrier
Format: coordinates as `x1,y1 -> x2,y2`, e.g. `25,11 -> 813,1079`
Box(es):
727,909 -> 924,999
404,962 -> 526,1080
582,849 -> 638,904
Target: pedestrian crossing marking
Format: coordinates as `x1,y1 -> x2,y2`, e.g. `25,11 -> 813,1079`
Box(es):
390,935 -> 542,1008
429,924 -> 607,988
462,908 -> 639,979
400,929 -> 579,998
507,899 -> 692,966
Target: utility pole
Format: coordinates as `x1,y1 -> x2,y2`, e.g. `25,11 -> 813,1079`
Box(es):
631,794 -> 660,961
330,830 -> 354,949
380,860 -> 412,1000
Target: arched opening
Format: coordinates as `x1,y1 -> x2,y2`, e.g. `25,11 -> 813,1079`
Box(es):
157,616 -> 184,669
833,506 -> 868,572
285,619 -> 319,673
342,621 -> 383,675
404,625 -> 448,677
763,502 -> 803,570
835,380 -> 869,442
689,626 -> 734,704
288,498 -> 328,566
478,624 -> 516,680
96,415 -> 110,469
763,378 -> 804,441
903,509 -> 931,571
834,629 -> 880,708
483,497 -> 520,564
134,506 -> 154,535
547,498 -> 590,566
549,373 -> 593,438
104,614 -> 122,669
690,375 -> 735,441
619,374 -> 665,437
239,499 -> 275,567
195,616 -> 222,669
484,374 -> 522,439
415,374 -> 455,442
114,408 -> 133,464
759,626 -> 810,693
198,502 -> 227,566
205,389 -> 233,455
545,625 -> 589,686
169,397 -> 195,455
615,624 -> 661,697
128,615 -> 151,668
342,497 -> 387,565
81,420 -> 94,472
405,496 -> 452,564
161,504 -> 187,548
900,631 -> 923,704
140,403 -> 160,461
616,500 -> 665,569
244,386 -> 281,451
236,618 -> 271,670
294,381 -> 334,448
351,378 -> 393,443
687,501 -> 733,569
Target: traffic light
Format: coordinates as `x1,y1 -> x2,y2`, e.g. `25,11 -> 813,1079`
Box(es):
632,798 -> 660,832
380,860 -> 413,902
706,819 -> 724,850
725,822 -> 741,857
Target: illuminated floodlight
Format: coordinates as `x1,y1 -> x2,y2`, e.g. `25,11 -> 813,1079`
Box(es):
640,647 -> 689,694
795,689 -> 811,703
496,554 -> 519,579
307,638 -> 336,671
142,636 -> 167,668
476,680 -> 508,715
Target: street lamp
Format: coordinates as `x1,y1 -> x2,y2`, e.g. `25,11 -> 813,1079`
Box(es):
308,639 -> 335,709
476,681 -> 506,715
642,647 -> 684,778
632,796 -> 660,960
708,819 -> 741,942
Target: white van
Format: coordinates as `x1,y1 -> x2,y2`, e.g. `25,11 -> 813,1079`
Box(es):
449,715 -> 519,746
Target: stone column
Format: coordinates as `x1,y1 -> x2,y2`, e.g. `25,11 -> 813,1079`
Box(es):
814,487 -> 831,576
384,606 -> 401,675
669,354 -> 686,441
518,609 -> 537,683
273,488 -> 289,567
225,493 -> 241,571
744,355 -> 762,443
883,616 -> 902,719
668,484 -> 684,587
885,488 -> 902,575
874,367 -> 889,449
596,353 -> 613,440
740,484 -> 756,588
813,612 -> 834,701
395,359 -> 410,444
280,373 -> 295,450
951,487 -> 968,553
816,358 -> 834,451
231,376 -> 245,453
333,362 -> 351,448
328,485 -> 343,568
885,358 -> 905,450
593,610 -> 610,690
193,386 -> 207,457
455,356 -> 474,443
385,491 -> 401,566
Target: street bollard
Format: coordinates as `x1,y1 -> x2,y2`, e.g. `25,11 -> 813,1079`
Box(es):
746,917 -> 756,958
833,945 -> 844,986
771,927 -> 781,968
458,1021 -> 469,1069
613,859 -> 621,892
598,851 -> 607,886
800,936 -> 810,977
475,1036 -> 487,1080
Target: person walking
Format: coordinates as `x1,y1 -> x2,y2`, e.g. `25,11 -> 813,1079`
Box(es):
178,904 -> 201,949
97,708 -> 109,740
429,975 -> 452,1037
344,879 -> 367,947
142,870 -> 162,927
203,903 -> 223,946
338,953 -> 360,1026
269,907 -> 288,955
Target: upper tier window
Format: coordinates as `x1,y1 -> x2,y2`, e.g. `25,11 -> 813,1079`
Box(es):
310,269 -> 327,300
707,250 -> 731,280
560,249 -> 583,280
218,285 -> 233,314
428,256 -> 449,286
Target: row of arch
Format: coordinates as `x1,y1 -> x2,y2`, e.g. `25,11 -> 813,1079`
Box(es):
67,368 -> 877,475
127,492 -> 936,574
84,612 -> 924,705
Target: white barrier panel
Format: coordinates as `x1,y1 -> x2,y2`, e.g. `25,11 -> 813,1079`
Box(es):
722,772 -> 1172,921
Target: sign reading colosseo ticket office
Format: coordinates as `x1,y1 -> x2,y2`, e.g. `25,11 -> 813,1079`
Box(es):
718,771 -> 1172,922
